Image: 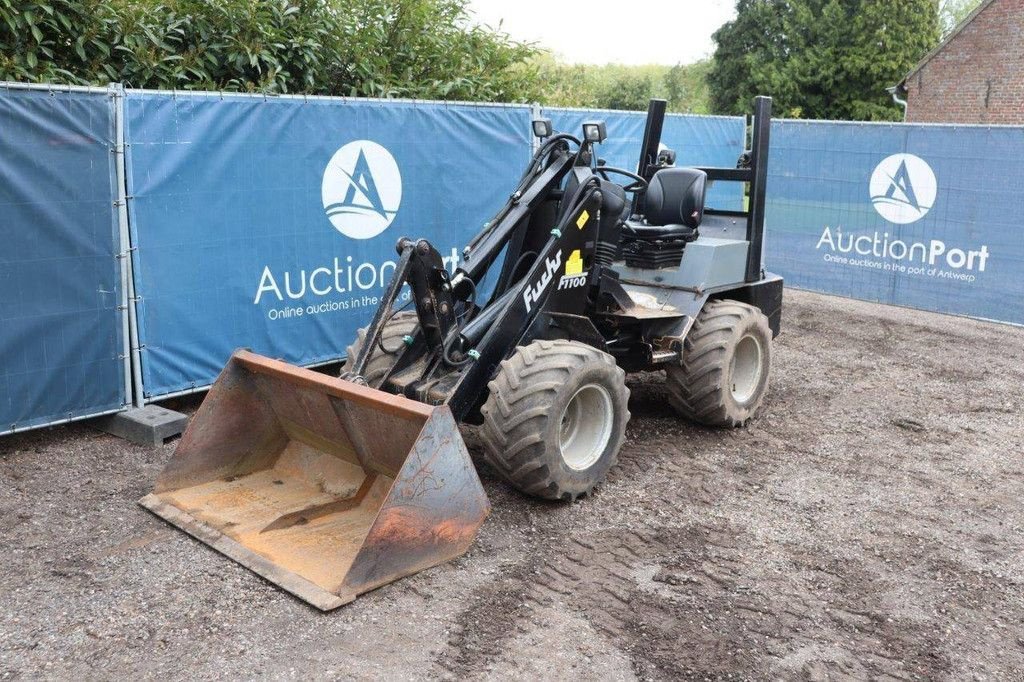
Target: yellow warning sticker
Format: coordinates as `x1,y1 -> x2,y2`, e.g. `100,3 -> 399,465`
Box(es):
576,210 -> 590,230
565,249 -> 584,276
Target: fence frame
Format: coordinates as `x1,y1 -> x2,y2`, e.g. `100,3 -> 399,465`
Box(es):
5,80 -> 1023,427
0,80 -> 133,432
766,115 -> 1024,327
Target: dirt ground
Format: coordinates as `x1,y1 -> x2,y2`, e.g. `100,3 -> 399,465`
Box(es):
1,289 -> 1023,681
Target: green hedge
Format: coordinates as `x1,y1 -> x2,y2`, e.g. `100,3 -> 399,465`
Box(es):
0,0 -> 540,101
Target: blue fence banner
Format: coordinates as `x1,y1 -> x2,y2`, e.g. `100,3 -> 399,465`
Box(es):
766,119 -> 1024,325
542,108 -> 747,210
124,93 -> 533,398
0,86 -> 127,432
6,84 -> 1024,432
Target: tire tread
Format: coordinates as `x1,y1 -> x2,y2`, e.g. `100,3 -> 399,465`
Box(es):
480,340 -> 629,500
666,299 -> 771,428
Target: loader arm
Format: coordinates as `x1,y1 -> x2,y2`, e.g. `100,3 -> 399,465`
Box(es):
346,141 -> 600,415
356,169 -> 607,421
344,238 -> 459,384
461,145 -> 576,285
350,117 -> 651,423
442,177 -> 605,419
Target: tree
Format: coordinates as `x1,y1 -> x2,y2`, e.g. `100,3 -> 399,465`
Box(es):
598,74 -> 653,111
0,0 -> 541,101
528,56 -> 712,113
664,60 -> 712,114
707,0 -> 940,121
939,0 -> 984,37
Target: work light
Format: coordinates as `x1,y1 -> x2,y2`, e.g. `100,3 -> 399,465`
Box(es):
532,118 -> 552,138
582,121 -> 606,144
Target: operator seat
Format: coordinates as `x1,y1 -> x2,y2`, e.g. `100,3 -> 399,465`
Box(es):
632,167 -> 707,235
621,167 -> 707,269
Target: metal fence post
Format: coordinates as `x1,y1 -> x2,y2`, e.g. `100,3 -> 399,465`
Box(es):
110,83 -> 146,408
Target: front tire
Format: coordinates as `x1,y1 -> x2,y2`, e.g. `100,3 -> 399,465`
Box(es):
666,299 -> 772,427
480,340 -> 630,500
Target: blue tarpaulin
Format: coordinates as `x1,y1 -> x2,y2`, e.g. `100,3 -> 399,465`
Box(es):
124,93 -> 533,398
766,120 -> 1024,325
5,85 -> 1024,434
542,108 -> 747,210
0,87 -> 126,431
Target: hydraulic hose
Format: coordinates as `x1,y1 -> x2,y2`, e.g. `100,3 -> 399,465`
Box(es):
465,134 -> 581,253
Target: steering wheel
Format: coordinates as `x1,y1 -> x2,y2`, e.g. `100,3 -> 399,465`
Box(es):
596,166 -> 648,193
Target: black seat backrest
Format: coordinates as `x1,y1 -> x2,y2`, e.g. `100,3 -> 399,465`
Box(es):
644,167 -> 707,229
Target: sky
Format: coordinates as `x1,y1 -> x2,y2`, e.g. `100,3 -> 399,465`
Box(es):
464,0 -> 737,66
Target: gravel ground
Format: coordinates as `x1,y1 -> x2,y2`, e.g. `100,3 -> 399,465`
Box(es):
1,288 -> 1023,681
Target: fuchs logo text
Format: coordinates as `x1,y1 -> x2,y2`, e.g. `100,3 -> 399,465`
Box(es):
523,251 -> 563,312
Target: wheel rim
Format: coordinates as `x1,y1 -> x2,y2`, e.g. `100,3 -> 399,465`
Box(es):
559,383 -> 614,471
730,334 -> 763,404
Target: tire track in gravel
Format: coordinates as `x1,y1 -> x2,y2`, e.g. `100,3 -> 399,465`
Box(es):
439,393 -> 776,679
434,535 -> 548,680
435,518 -> 782,680
439,364 -> 959,679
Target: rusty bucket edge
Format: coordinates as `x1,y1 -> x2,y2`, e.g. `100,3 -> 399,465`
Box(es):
139,493 -> 355,612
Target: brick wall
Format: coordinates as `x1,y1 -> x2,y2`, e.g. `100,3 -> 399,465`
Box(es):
905,0 -> 1024,124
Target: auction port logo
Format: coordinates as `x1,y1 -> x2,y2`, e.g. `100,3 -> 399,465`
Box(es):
869,153 -> 936,224
322,140 -> 401,239
815,150 -> 989,280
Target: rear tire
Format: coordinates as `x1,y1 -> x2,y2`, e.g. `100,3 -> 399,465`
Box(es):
343,312 -> 418,387
479,340 -> 630,501
666,299 -> 772,427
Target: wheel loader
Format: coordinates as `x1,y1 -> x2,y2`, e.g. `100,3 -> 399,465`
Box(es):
141,97 -> 782,610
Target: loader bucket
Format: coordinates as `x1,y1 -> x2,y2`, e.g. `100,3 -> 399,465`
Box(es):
139,350 -> 490,611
